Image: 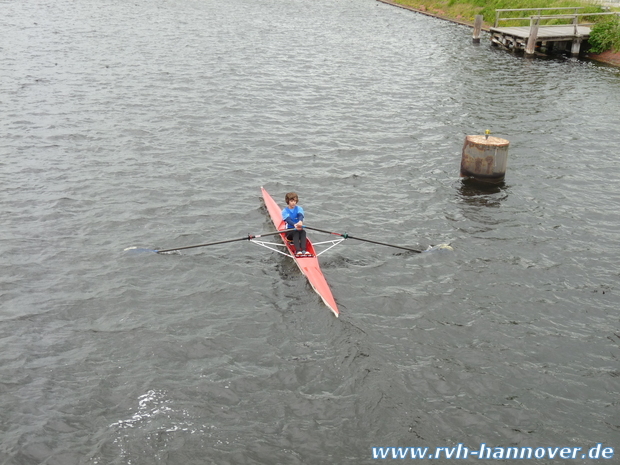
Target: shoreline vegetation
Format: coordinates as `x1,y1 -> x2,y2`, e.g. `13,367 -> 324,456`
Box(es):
378,0 -> 620,67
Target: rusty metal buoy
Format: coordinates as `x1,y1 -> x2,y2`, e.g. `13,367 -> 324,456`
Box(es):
460,131 -> 509,184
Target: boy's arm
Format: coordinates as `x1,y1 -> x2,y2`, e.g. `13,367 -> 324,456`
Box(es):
282,209 -> 297,227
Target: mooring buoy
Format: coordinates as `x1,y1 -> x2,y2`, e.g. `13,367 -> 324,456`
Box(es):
460,130 -> 509,184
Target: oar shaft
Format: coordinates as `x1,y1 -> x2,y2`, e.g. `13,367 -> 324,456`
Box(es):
304,226 -> 422,253
348,236 -> 422,253
305,226 -> 342,236
156,230 -> 287,254
157,237 -> 248,253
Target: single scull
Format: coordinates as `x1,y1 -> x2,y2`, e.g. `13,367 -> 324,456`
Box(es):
132,188 -> 448,316
258,187 -> 341,317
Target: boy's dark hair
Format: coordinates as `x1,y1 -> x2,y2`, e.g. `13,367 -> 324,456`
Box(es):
285,192 -> 298,203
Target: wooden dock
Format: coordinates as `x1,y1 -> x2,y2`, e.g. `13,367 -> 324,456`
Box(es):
490,8 -> 617,56
491,23 -> 591,55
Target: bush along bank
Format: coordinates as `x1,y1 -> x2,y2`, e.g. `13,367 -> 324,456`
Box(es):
588,15 -> 620,53
586,15 -> 620,66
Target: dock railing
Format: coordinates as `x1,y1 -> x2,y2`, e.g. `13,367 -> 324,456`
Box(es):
494,7 -> 583,27
494,7 -> 617,29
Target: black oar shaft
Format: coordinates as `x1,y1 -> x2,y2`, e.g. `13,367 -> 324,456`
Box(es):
305,226 -> 422,253
157,237 -> 249,253
156,230 -> 287,254
348,236 -> 422,253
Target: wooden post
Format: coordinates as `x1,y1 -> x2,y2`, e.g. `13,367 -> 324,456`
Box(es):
571,38 -> 582,56
573,8 -> 580,55
573,14 -> 578,36
525,17 -> 540,55
473,15 -> 483,43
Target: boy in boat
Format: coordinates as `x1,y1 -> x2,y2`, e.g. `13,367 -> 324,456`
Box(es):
282,192 -> 311,257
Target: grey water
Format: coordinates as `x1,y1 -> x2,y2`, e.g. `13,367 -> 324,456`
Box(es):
1,0 -> 619,463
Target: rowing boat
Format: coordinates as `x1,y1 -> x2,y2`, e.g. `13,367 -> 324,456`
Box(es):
260,187 -> 340,317
135,189 -> 448,314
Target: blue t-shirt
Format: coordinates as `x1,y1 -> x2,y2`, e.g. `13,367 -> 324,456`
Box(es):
282,205 -> 305,229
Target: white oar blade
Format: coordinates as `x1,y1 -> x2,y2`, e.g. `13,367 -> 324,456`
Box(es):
124,246 -> 158,254
423,244 -> 454,253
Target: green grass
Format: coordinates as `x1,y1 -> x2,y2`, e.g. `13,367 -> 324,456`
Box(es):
394,0 -> 609,26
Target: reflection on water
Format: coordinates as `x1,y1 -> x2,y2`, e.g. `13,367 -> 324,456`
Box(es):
457,180 -> 508,208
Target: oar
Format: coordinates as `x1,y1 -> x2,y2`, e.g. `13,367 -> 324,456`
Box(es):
154,230 -> 289,254
304,226 -> 423,253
